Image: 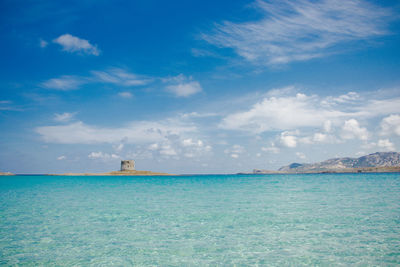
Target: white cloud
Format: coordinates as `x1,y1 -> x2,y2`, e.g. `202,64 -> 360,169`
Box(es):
203,0 -> 391,65
113,143 -> 124,152
181,138 -> 212,157
356,151 -> 366,157
36,119 -> 196,144
341,119 -> 369,141
323,120 -> 332,132
41,68 -> 150,91
88,152 -> 119,160
57,155 -> 66,160
182,138 -> 203,147
280,131 -> 297,147
232,145 -> 245,154
180,112 -> 218,119
148,143 -> 159,150
54,112 -> 75,122
377,139 -> 395,151
356,98 -> 400,118
296,152 -> 306,160
262,142 -> 280,153
164,74 -> 202,97
53,34 -> 100,56
39,39 -> 48,48
380,114 -> 400,136
310,132 -> 339,144
91,68 -> 151,86
118,92 -> 133,98
221,93 -> 346,133
159,144 -> 177,156
325,92 -> 360,104
220,89 -> 400,135
313,133 -> 327,143
147,136 -> 212,159
224,145 -> 245,159
40,75 -> 87,90
0,100 -> 21,111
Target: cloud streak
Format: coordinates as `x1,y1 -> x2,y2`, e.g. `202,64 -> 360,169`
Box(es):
203,0 -> 392,65
40,68 -> 151,91
91,68 -> 151,86
40,75 -> 87,91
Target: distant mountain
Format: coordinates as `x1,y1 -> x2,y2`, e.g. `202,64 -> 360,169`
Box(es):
278,152 -> 400,173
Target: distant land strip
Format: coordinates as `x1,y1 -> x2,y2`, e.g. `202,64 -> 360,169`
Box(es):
250,152 -> 400,174
49,170 -> 173,176
248,166 -> 400,175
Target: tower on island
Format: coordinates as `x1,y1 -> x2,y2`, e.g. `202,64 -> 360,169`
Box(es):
121,160 -> 135,171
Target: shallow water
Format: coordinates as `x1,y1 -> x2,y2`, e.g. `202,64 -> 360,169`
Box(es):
0,173 -> 399,266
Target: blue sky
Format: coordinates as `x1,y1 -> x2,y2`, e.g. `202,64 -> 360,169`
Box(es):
1,0 -> 400,174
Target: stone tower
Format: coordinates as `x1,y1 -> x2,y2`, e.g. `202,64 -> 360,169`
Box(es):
121,160 -> 135,171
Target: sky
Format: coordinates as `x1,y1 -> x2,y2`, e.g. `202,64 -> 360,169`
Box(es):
1,0 -> 400,174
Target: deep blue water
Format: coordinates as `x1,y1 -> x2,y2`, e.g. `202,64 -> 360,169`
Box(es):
0,173 -> 399,265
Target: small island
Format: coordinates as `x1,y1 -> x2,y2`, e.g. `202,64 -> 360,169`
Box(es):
50,160 -> 172,176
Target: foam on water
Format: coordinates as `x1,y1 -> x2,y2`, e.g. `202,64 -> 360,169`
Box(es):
1,173 -> 399,265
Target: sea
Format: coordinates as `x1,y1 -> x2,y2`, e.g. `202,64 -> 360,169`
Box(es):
0,173 -> 399,266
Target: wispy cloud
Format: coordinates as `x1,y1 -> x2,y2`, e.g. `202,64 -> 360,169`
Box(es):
117,91 -> 133,98
40,75 -> 87,91
203,0 -> 392,65
39,39 -> 48,48
40,68 -> 150,91
91,68 -> 151,86
35,119 -> 196,144
164,74 -> 202,97
0,100 -> 22,111
54,112 -> 76,122
53,34 -> 100,56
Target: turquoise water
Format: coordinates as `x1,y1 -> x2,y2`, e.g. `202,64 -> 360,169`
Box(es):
0,174 -> 399,266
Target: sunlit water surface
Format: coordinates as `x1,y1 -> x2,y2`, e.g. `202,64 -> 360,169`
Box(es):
1,174 -> 399,265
